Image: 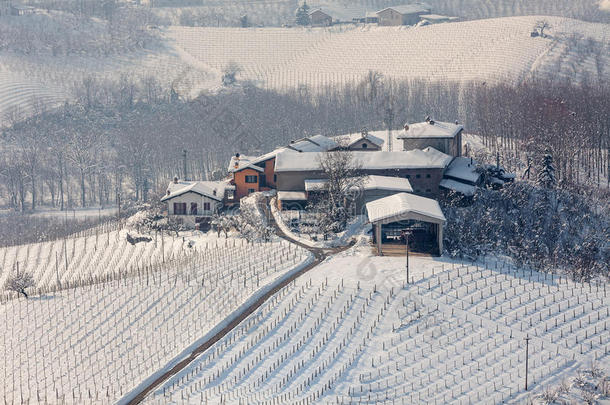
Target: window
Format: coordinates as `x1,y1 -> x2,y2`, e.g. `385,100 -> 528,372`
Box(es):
245,175 -> 257,183
173,202 -> 186,215
248,188 -> 255,194
190,203 -> 198,215
273,174 -> 277,182
426,174 -> 431,178
405,174 -> 411,179
362,143 -> 368,149
203,202 -> 211,211
227,190 -> 235,200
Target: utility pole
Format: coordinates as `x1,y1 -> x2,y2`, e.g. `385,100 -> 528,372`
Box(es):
524,335 -> 531,391
404,230 -> 412,284
182,149 -> 188,181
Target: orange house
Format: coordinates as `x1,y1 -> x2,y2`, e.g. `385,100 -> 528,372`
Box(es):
228,153 -> 277,202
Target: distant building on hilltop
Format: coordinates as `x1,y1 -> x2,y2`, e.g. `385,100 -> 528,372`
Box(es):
309,8 -> 332,26
376,4 -> 431,26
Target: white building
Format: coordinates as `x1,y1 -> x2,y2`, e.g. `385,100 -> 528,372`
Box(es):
161,179 -> 235,227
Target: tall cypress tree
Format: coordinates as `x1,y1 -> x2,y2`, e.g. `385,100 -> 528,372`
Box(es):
295,1 -> 310,26
537,152 -> 556,188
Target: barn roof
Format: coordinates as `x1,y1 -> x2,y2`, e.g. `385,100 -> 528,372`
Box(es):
304,175 -> 413,193
366,192 -> 445,224
274,148 -> 452,172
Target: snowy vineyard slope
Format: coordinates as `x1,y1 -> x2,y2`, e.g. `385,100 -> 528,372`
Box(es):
0,234 -> 312,403
0,46 -> 218,127
142,251 -> 609,404
166,16 -> 609,90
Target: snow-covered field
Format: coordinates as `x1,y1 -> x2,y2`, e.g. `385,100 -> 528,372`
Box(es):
141,241 -> 609,404
0,44 -> 218,127
1,15 -> 607,127
166,16 -> 610,91
0,230 -> 312,403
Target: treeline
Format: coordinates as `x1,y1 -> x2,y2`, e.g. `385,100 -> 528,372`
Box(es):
0,73 -> 608,213
0,7 -> 157,56
442,182 -> 609,281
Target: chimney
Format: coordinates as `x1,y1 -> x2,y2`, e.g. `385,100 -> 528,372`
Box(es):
361,129 -> 368,139
234,153 -> 240,169
213,189 -> 217,196
173,176 -> 178,184
425,115 -> 430,123
403,123 -> 409,131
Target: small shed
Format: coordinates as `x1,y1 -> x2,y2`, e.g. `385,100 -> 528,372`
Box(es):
366,192 -> 445,256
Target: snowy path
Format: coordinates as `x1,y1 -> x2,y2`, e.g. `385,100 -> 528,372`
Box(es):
121,198 -> 355,404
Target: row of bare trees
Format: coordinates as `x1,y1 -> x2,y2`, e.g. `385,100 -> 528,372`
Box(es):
0,73 -> 608,213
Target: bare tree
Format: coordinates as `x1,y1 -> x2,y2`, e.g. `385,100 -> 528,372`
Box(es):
5,270 -> 35,298
534,20 -> 551,37
310,151 -> 365,235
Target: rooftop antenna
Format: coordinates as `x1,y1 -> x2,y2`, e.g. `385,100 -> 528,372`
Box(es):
182,149 -> 188,181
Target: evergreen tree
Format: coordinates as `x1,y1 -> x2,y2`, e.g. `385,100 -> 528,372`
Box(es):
537,152 -> 556,188
295,1 -> 310,26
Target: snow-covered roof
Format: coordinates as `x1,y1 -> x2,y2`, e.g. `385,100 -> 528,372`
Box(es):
304,175 -> 413,193
274,148 -> 452,172
277,191 -> 308,201
228,155 -> 265,173
308,8 -> 331,17
364,175 -> 413,192
439,179 -> 476,196
308,4 -> 371,21
288,135 -> 339,152
419,14 -> 452,20
377,4 -> 430,15
397,121 -> 463,139
334,132 -> 385,149
366,192 -> 445,224
444,157 -> 482,184
162,180 -> 234,202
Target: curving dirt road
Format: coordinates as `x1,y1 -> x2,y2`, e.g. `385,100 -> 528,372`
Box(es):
125,199 -> 353,404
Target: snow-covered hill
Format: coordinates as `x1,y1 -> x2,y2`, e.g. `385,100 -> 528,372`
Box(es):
0,231 -> 312,403
166,16 -> 609,90
142,245 -> 609,404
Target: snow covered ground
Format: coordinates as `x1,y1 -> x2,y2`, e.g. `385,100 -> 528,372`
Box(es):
2,15 -> 606,126
166,16 -> 610,91
0,230 -> 312,403
0,43 -> 218,127
141,239 -> 609,404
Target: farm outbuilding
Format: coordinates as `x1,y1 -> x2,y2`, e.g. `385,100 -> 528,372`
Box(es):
309,9 -> 332,26
366,192 -> 445,256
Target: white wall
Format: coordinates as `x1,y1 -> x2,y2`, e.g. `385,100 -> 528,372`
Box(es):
166,191 -> 222,225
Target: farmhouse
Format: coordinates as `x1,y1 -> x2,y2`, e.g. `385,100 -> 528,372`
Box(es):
161,178 -> 235,227
228,135 -> 339,201
376,4 -> 431,26
309,9 -> 332,26
397,118 -> 463,156
273,147 -> 452,205
367,192 -> 445,256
